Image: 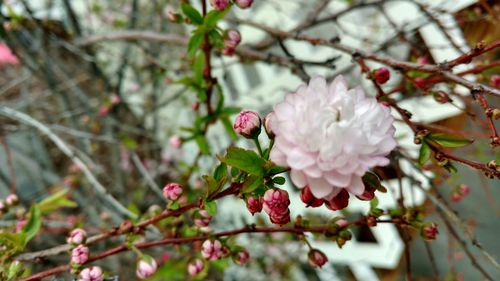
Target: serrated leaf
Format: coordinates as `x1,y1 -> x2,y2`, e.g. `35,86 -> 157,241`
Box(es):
418,141 -> 431,166
187,31 -> 205,58
272,176 -> 286,185
429,133 -> 473,148
204,200 -> 217,216
181,4 -> 203,25
38,189 -> 77,214
21,205 -> 41,245
241,175 -> 263,194
220,147 -> 265,176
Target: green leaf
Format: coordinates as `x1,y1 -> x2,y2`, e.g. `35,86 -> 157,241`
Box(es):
0,232 -> 27,254
220,147 -> 266,176
265,164 -> 289,176
370,197 -> 379,209
444,163 -> 458,174
208,29 -> 224,48
272,176 -> 286,185
120,135 -> 138,149
193,52 -> 205,84
205,200 -> 217,216
429,133 -> 473,148
21,205 -> 41,245
362,171 -> 386,193
418,142 -> 431,166
204,9 -> 230,29
195,135 -> 210,155
221,116 -> 238,141
181,4 -> 203,25
38,189 -> 77,214
187,31 -> 205,58
213,163 -> 227,181
241,175 -> 263,194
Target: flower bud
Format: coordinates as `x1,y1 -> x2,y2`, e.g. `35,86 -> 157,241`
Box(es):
450,192 -> 462,202
308,249 -> 328,268
201,239 -> 224,260
414,77 -> 428,90
458,184 -> 470,196
225,30 -> 241,48
234,249 -> 250,265
169,135 -> 182,149
210,0 -> 230,11
246,196 -> 263,215
191,102 -> 200,111
235,0 -> 253,9
187,259 -> 204,276
324,189 -> 350,211
71,245 -> 89,265
374,68 -> 390,85
164,5 -> 177,22
5,194 -> 18,206
433,91 -> 450,104
421,222 -> 439,241
136,257 -> 158,279
300,186 -> 323,207
416,56 -> 429,65
194,210 -> 212,228
67,228 -> 87,245
269,209 -> 291,225
490,75 -> 500,88
79,266 -> 104,281
263,188 -> 290,216
233,110 -> 261,138
163,182 -> 183,201
110,94 -> 121,105
263,112 -> 275,138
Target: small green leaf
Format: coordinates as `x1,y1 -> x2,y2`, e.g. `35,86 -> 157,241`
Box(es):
272,176 -> 286,185
120,135 -> 138,150
444,163 -> 458,174
362,171 -> 386,193
204,200 -> 217,216
370,197 -> 379,209
195,135 -> 210,155
220,147 -> 266,176
204,9 -> 230,28
429,133 -> 473,148
181,4 -> 203,25
418,141 -> 431,166
21,205 -> 41,245
241,175 -> 263,194
38,189 -> 77,214
265,164 -> 289,176
208,30 -> 224,48
213,163 -> 227,181
193,52 -> 205,84
187,31 -> 205,57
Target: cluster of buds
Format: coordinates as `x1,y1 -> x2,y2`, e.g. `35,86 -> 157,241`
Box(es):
246,196 -> 263,215
450,184 -> 470,202
262,188 -> 291,225
187,259 -> 204,276
163,182 -> 183,201
0,193 -> 19,215
233,110 -> 261,138
308,249 -> 328,268
373,68 -> 390,85
194,210 -> 213,228
210,0 -> 253,11
201,239 -> 225,260
222,29 -> 241,56
421,222 -> 439,241
136,257 -> 158,279
79,266 -> 104,281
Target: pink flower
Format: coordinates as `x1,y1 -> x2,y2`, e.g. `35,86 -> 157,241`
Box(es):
234,249 -> 250,265
490,75 -> 500,88
136,258 -> 158,279
235,0 -> 253,9
187,259 -> 204,276
163,182 -> 183,200
269,76 -> 396,201
67,228 -> 87,245
300,186 -> 323,208
194,210 -> 212,228
421,222 -> 439,241
201,239 -> 224,260
246,196 -> 263,215
374,68 -> 390,85
71,245 -> 89,265
0,43 -> 18,65
5,194 -> 18,206
263,189 -> 291,225
79,266 -> 104,281
324,189 -> 350,211
210,0 -> 230,10
308,249 -> 328,268
169,135 -> 182,149
233,110 -> 261,138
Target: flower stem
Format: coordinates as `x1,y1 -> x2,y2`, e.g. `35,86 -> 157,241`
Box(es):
253,137 -> 263,156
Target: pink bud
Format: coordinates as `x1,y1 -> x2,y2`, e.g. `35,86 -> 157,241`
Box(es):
187,259 -> 204,276
262,188 -> 290,216
490,75 -> 500,88
416,56 -> 429,65
336,219 -> 349,228
263,112 -> 276,138
164,5 -> 177,22
234,249 -> 250,265
308,249 -> 328,268
5,194 -> 18,206
414,77 -> 428,90
79,266 -> 104,281
191,102 -> 200,111
246,196 -> 263,215
458,184 -> 470,196
374,68 -> 390,85
0,43 -> 19,65
169,135 -> 182,149
210,0 -> 230,10
235,0 -> 253,9
300,186 -> 323,208
233,110 -> 261,138
110,94 -> 121,105
98,106 -> 109,117
421,222 -> 439,241
67,228 -> 87,245
201,239 -> 224,260
269,209 -> 291,225
136,258 -> 158,279
324,189 -> 350,211
163,182 -> 183,200
450,192 -> 462,202
71,245 -> 89,265
225,30 -> 241,48
194,210 -> 212,228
